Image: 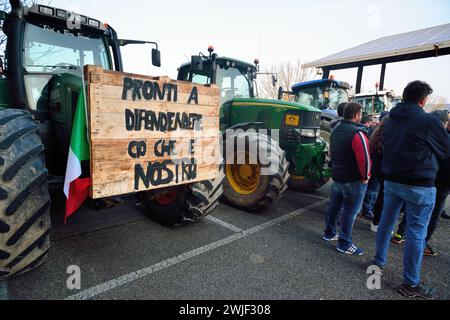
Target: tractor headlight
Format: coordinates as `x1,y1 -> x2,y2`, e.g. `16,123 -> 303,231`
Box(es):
75,15 -> 88,24
88,19 -> 101,28
39,5 -> 54,16
56,9 -> 68,18
300,129 -> 319,138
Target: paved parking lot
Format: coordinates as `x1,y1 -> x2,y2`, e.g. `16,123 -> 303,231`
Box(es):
2,183 -> 450,300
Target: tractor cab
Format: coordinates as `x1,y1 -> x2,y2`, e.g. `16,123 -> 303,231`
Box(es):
290,79 -> 350,119
0,1 -> 160,174
178,50 -> 259,105
352,90 -> 396,119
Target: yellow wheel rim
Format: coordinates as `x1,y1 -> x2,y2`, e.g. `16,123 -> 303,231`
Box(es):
226,157 -> 261,195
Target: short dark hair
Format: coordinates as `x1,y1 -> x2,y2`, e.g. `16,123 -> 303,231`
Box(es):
361,115 -> 371,125
344,102 -> 363,120
403,81 -> 433,104
337,103 -> 347,117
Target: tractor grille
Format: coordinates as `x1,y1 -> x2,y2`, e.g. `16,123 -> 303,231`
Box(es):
299,110 -> 321,129
300,110 -> 321,144
280,110 -> 322,145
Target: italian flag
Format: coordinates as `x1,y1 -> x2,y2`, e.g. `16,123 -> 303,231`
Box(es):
64,89 -> 91,223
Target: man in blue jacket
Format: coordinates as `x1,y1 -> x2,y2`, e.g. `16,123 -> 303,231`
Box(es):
374,81 -> 450,299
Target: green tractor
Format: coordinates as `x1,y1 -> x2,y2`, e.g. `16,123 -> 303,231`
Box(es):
0,1 -> 224,279
177,48 -> 330,205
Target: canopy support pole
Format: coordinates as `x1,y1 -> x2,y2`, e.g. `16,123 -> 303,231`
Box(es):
322,68 -> 330,80
356,66 -> 364,94
379,63 -> 386,91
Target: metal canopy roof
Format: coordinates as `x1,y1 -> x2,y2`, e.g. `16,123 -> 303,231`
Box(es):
303,23 -> 450,69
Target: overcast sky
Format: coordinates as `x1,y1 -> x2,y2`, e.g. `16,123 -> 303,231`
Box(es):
52,0 -> 450,102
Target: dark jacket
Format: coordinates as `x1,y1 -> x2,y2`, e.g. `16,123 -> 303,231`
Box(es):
436,129 -> 450,188
382,103 -> 450,187
331,120 -> 371,183
330,117 -> 342,132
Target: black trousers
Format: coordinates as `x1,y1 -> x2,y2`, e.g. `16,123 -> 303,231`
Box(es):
373,177 -> 385,226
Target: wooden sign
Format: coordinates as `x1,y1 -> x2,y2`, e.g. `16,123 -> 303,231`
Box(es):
84,65 -> 221,199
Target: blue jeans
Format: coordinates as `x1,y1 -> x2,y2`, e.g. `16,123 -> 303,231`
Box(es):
374,181 -> 436,287
362,177 -> 380,215
324,181 -> 368,249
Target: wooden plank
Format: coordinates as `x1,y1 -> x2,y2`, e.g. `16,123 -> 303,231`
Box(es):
85,65 -> 221,199
90,114 -> 219,140
91,137 -> 220,162
91,163 -> 219,198
89,84 -> 220,108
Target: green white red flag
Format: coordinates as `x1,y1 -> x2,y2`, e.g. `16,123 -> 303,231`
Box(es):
63,89 -> 91,223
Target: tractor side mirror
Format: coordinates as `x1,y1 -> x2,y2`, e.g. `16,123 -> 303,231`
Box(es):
272,74 -> 278,87
191,55 -> 203,71
278,87 -> 284,100
152,48 -> 161,67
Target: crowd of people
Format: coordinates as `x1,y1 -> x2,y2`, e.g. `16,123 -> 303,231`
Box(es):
323,80 -> 450,299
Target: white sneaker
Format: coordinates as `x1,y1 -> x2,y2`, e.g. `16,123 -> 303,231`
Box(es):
322,235 -> 339,242
370,223 -> 378,233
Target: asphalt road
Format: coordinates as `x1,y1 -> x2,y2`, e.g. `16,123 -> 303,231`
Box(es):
2,183 -> 450,300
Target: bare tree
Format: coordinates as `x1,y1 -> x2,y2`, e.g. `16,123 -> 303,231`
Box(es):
257,59 -> 316,100
0,0 -> 47,52
425,95 -> 450,113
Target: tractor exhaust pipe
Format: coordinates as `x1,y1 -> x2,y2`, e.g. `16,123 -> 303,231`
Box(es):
9,0 -> 24,18
10,0 -> 23,11
7,0 -> 28,109
10,0 -> 23,9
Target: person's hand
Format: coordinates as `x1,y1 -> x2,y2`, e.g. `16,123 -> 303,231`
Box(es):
361,179 -> 369,185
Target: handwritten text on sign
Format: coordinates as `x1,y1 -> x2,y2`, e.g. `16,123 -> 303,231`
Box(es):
86,66 -> 220,198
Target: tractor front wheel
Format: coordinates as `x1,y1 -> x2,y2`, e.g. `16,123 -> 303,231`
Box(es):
0,109 -> 51,279
223,132 -> 289,212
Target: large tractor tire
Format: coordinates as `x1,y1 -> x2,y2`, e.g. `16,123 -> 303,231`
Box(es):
223,132 -> 289,212
142,164 -> 225,227
320,121 -> 331,146
0,109 -> 51,279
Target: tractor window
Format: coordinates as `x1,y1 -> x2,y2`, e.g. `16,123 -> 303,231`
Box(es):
216,65 -> 251,103
23,23 -> 111,74
354,96 -> 385,115
295,86 -> 348,110
191,73 -> 209,85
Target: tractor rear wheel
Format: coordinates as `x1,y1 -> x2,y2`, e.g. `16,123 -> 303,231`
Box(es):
223,132 -> 289,211
0,109 -> 51,279
142,165 -> 225,227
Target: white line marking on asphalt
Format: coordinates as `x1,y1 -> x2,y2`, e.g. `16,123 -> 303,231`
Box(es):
65,199 -> 328,300
0,281 -> 9,301
205,216 -> 243,233
298,193 -> 329,201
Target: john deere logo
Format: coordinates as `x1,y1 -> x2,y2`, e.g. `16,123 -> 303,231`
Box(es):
285,115 -> 300,126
